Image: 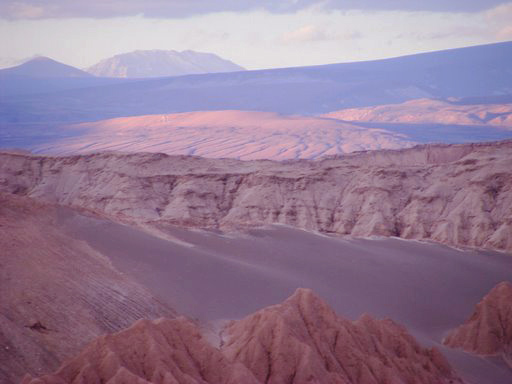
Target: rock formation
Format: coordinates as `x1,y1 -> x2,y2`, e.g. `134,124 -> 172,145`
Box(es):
0,193 -> 173,383
21,317 -> 259,384
23,289 -> 463,384
223,289 -> 462,384
1,140 -> 511,251
443,282 -> 512,367
325,99 -> 512,128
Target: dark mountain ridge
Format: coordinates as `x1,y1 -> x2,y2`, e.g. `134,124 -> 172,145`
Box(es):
1,42 -> 511,123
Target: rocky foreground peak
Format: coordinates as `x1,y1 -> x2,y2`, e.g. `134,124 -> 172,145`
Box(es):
222,288 -> 461,384
21,317 -> 259,384
23,289 -> 462,384
443,281 -> 512,365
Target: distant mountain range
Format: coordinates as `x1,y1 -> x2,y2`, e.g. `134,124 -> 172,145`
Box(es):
0,56 -> 91,78
1,42 -> 511,123
0,56 -> 127,96
1,42 -> 512,158
0,50 -> 244,95
86,50 -> 245,78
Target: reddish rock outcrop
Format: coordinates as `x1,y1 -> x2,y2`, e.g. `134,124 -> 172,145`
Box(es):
22,289 -> 463,384
443,282 -> 512,367
222,288 -> 462,384
21,317 -> 259,384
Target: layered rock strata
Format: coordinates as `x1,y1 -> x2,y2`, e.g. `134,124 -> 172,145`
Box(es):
0,193 -> 173,383
1,141 -> 511,251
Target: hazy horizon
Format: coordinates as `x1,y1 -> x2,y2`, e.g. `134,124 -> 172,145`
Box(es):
1,1 -> 511,70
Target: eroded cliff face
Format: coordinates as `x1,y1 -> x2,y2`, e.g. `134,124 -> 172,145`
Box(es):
23,290 -> 463,384
1,140 -> 511,251
0,193 -> 173,384
443,282 -> 512,367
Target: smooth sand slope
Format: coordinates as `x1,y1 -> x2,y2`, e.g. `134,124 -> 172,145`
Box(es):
0,193 -> 173,384
2,194 -> 511,383
56,207 -> 512,383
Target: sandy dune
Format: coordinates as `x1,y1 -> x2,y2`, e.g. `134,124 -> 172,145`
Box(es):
32,110 -> 415,160
1,141 -> 511,251
325,99 -> 512,128
5,109 -> 512,157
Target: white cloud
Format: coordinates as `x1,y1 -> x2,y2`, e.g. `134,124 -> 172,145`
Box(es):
281,25 -> 329,43
7,3 -> 45,19
485,3 -> 512,39
497,25 -> 512,39
484,2 -> 512,21
0,0 -> 507,20
0,4 -> 509,71
281,24 -> 362,44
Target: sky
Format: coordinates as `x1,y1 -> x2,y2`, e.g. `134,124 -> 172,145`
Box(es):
0,1 -> 511,70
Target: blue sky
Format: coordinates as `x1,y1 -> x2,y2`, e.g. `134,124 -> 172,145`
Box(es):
0,1 -> 511,69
